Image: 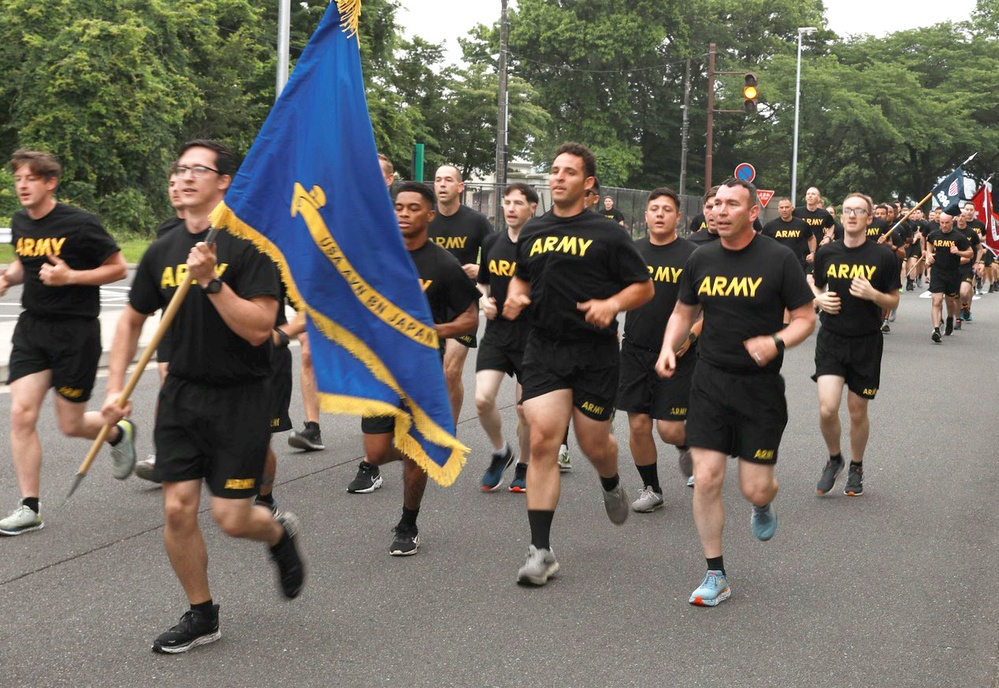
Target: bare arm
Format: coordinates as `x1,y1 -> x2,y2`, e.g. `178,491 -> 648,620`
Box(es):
100,305 -> 149,423
576,279 -> 655,329
436,301 -> 478,339
0,258 -> 24,295
655,301 -> 701,378
502,275 -> 532,321
40,251 -> 127,287
743,302 -> 816,367
849,277 -> 900,311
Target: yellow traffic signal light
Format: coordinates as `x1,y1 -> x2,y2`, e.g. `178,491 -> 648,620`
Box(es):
743,73 -> 758,114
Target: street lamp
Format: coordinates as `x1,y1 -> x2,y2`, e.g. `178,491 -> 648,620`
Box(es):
790,27 -> 817,206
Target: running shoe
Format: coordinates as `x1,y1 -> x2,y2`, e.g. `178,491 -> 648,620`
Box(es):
816,457 -> 844,495
509,463 -> 527,493
677,448 -> 693,478
0,503 -> 43,536
631,486 -> 664,513
288,423 -> 325,451
751,503 -> 778,541
602,484 -> 630,525
888,309 -> 897,322
516,545 -> 559,586
389,523 -> 420,556
480,445 -> 514,492
111,419 -> 137,480
687,475 -> 695,488
134,454 -> 160,483
880,320 -> 890,333
689,570 -> 731,607
558,444 -> 572,472
844,464 -> 864,496
270,511 -> 305,598
931,328 -> 942,343
346,462 -> 383,494
945,318 -> 954,336
954,318 -> 962,331
964,311 -> 973,323
152,606 -> 221,654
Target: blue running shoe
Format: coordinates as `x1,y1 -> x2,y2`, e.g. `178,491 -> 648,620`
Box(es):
751,503 -> 778,541
481,445 -> 514,492
689,570 -> 731,607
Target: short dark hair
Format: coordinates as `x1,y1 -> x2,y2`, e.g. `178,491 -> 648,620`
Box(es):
720,177 -> 759,207
647,187 -> 680,209
776,197 -> 792,205
178,139 -> 238,177
554,142 -> 597,179
704,185 -> 721,203
505,183 -> 539,205
394,181 -> 435,207
10,149 -> 61,179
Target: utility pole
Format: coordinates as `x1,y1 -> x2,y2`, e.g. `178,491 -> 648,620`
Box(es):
494,0 -> 510,229
276,0 -> 291,98
705,43 -> 715,193
679,57 -> 691,196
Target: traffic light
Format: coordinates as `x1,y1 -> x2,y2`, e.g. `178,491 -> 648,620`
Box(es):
743,73 -> 758,114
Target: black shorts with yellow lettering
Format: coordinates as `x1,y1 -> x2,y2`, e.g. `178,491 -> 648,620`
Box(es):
811,328 -> 883,400
617,339 -> 695,421
685,362 -> 787,465
475,322 -> 528,381
960,265 -> 974,284
929,270 -> 961,296
906,244 -> 921,259
453,333 -> 478,349
520,332 -> 618,421
270,344 -> 292,433
7,313 -> 101,402
154,376 -> 271,498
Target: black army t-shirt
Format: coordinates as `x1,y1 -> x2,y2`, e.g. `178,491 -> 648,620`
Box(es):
762,216 -> 812,270
813,241 -> 901,336
600,207 -> 626,225
11,203 -> 120,319
130,227 -> 279,384
686,228 -> 719,246
515,210 -> 650,343
924,228 -> 970,273
623,237 -> 696,350
478,230 -> 529,347
410,240 -> 479,332
688,214 -> 708,233
155,216 -> 185,239
677,234 -> 813,374
866,217 -> 890,242
794,206 -> 836,243
428,205 -> 492,267
957,226 -> 981,268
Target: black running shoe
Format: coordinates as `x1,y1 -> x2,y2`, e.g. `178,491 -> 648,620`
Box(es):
346,461 -> 383,494
945,318 -> 954,336
254,494 -> 279,516
844,465 -> 864,496
288,423 -> 325,451
152,606 -> 221,654
816,457 -> 844,495
270,512 -> 305,599
880,320 -> 890,333
931,328 -> 942,343
954,318 -> 962,331
389,523 -> 420,556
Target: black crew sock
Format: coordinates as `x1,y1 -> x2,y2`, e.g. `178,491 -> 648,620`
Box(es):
400,506 -> 419,529
256,493 -> 274,507
191,600 -> 216,619
706,556 -> 725,575
22,497 -> 39,513
677,444 -> 689,452
599,474 -> 620,492
304,421 -> 320,432
753,502 -> 771,515
850,460 -> 863,469
528,509 -> 554,550
636,463 -> 661,494
830,453 -> 843,463
360,460 -> 379,474
109,426 -> 123,446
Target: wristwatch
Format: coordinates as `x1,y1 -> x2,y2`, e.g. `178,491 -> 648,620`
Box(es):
202,277 -> 223,294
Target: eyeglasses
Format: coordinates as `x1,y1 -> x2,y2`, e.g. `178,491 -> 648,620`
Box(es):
170,164 -> 221,179
840,207 -> 869,217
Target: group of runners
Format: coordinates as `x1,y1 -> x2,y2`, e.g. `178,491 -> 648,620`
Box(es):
0,141 -> 993,653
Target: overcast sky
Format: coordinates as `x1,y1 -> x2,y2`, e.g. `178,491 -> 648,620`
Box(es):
399,0 -> 979,64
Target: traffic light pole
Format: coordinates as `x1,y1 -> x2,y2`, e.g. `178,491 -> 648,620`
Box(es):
705,43 -> 757,193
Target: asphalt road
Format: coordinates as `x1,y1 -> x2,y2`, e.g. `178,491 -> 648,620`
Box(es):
1,287 -> 997,687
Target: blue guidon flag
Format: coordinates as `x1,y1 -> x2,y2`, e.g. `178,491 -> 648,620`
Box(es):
210,0 -> 468,485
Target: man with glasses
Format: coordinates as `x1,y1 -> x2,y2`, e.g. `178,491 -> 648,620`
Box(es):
657,178 -> 815,607
102,140 -> 304,653
0,149 -> 130,536
810,194 -> 899,498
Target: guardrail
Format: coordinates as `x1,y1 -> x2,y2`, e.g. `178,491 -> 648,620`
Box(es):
0,227 -> 9,243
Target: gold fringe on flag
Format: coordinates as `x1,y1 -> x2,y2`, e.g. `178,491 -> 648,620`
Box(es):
337,0 -> 361,37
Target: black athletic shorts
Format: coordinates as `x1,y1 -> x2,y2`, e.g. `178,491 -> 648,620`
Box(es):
617,339 -> 695,421
811,328 -> 883,399
685,362 -> 788,465
270,345 -> 292,433
361,414 -> 396,434
453,334 -> 478,349
520,332 -> 618,421
906,244 -> 922,259
929,270 -> 961,296
154,376 -> 271,498
960,265 -> 974,283
8,313 -> 101,402
475,327 -> 526,381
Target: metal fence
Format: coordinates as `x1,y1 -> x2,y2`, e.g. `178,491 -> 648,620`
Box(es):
454,182 -> 777,238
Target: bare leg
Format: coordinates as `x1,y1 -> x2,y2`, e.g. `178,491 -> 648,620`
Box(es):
443,339 -> 470,426
816,375 -> 846,456
523,390 -> 573,511
475,369 -> 507,451
9,371 -> 51,498
691,449 -> 728,558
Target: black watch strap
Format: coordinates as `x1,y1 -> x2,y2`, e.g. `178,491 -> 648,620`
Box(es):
202,277 -> 223,294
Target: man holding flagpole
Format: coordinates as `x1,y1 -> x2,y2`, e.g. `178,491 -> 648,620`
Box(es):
102,140 -> 304,653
